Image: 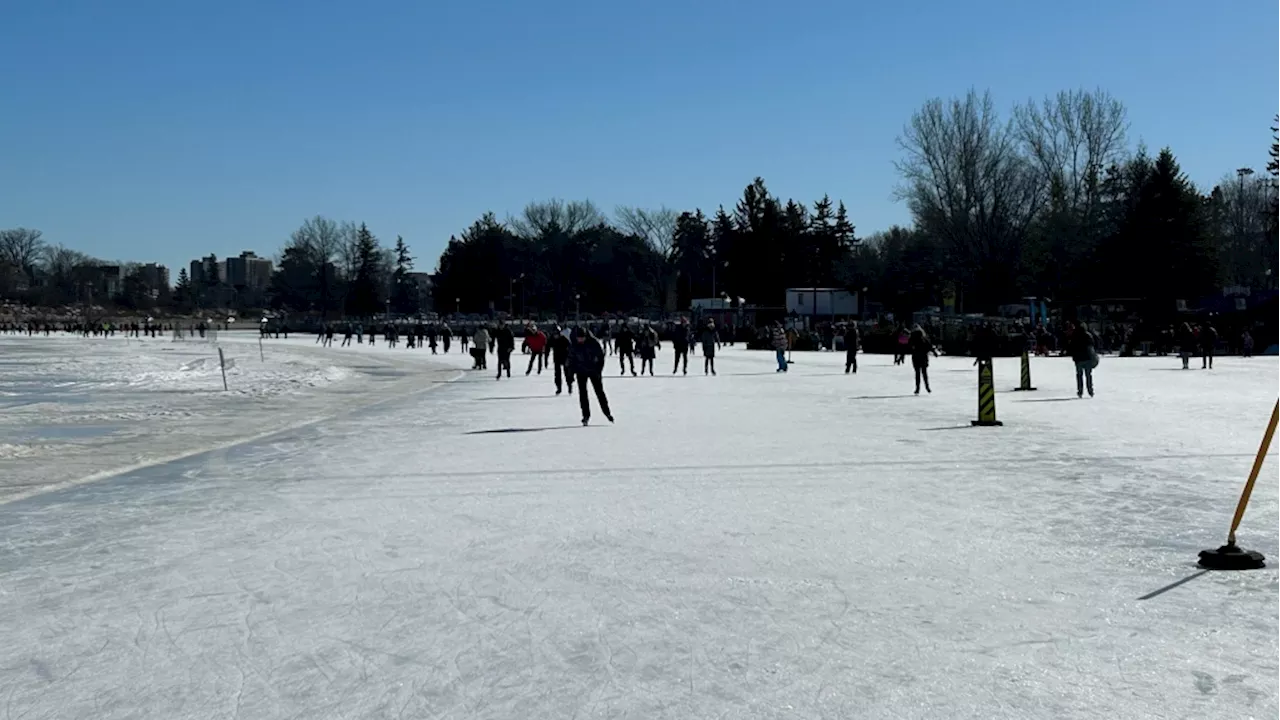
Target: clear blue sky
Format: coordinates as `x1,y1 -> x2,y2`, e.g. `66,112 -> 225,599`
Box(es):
2,0 -> 1275,278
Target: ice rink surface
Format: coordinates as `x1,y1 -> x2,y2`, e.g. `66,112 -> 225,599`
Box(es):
1,334 -> 1277,719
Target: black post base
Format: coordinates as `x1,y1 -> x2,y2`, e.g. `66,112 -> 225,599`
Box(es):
1013,386 -> 1037,392
971,420 -> 1004,427
1198,543 -> 1266,570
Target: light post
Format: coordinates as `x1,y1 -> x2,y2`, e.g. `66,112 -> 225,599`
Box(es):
1237,168 -> 1255,283
575,293 -> 581,323
455,297 -> 460,316
508,273 -> 524,316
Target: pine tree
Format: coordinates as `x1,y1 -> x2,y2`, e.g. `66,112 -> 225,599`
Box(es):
1269,116 -> 1278,178
172,267 -> 191,309
347,224 -> 383,317
671,210 -> 711,304
391,236 -> 417,314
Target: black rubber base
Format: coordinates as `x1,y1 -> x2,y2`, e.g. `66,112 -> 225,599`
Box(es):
1013,386 -> 1037,392
1198,543 -> 1266,570
971,420 -> 1004,427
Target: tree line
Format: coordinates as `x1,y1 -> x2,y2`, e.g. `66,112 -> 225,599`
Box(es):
431,88 -> 1277,318
3,87 -> 1275,320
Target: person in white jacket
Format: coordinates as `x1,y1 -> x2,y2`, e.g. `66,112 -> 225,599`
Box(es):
471,327 -> 490,370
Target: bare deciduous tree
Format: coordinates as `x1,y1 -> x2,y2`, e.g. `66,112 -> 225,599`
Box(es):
285,215 -> 344,315
0,227 -> 46,276
613,206 -> 678,257
337,220 -> 362,280
895,89 -> 1042,309
1013,88 -> 1128,221
508,199 -> 604,240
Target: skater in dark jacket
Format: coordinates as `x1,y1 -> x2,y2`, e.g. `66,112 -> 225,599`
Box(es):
567,327 -> 613,425
615,324 -> 637,375
1177,322 -> 1196,369
1200,323 -> 1218,369
1065,320 -> 1097,397
549,326 -> 573,395
908,325 -> 938,394
700,320 -> 719,375
494,324 -> 515,379
842,323 -> 860,373
671,319 -> 691,374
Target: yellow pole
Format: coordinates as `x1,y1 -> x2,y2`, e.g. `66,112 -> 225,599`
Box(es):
1227,400 -> 1279,545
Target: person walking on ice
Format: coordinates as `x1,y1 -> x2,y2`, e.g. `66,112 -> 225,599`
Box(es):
771,321 -> 789,373
567,327 -> 613,426
671,318 -> 691,375
700,319 -> 719,375
636,324 -> 659,376
1066,320 -> 1097,398
908,324 -> 938,394
494,323 -> 515,379
842,322 -> 860,374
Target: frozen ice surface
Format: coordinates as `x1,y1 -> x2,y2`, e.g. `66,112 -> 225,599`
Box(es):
0,334 -> 459,502
0,338 -> 1276,719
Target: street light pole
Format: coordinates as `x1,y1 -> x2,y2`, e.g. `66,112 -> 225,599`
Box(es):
1237,167 -> 1255,283
508,273 -> 524,316
575,293 -> 581,323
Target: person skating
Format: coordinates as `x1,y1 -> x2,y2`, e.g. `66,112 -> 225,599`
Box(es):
1242,329 -> 1254,357
1177,322 -> 1196,369
441,323 -> 451,353
894,327 -> 909,365
567,327 -> 613,426
600,324 -> 613,355
908,324 -> 938,394
671,318 -> 691,374
549,326 -> 573,395
472,326 -> 489,370
1200,322 -> 1218,369
700,319 -> 719,375
524,324 -> 548,375
842,322 -> 860,373
770,322 -> 789,372
1065,320 -> 1097,397
494,323 -> 515,379
636,324 -> 659,375
615,323 -> 637,375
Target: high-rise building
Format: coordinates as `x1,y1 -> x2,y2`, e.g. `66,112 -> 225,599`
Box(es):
136,263 -> 170,294
224,251 -> 274,291
189,255 -> 218,285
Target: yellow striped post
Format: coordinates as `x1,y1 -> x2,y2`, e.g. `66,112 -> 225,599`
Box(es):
1014,350 -> 1037,391
972,360 -> 1003,427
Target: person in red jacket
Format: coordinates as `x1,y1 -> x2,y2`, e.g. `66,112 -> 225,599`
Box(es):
524,324 -> 548,375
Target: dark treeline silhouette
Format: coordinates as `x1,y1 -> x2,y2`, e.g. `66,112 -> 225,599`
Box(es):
3,89 -> 1275,319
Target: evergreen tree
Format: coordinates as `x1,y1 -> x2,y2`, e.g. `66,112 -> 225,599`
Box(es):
172,268 -> 192,310
390,235 -> 417,314
670,210 -> 711,306
709,206 -> 736,298
345,224 -> 384,317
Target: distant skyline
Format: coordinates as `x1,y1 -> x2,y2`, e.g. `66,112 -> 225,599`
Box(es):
2,0 -> 1276,276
